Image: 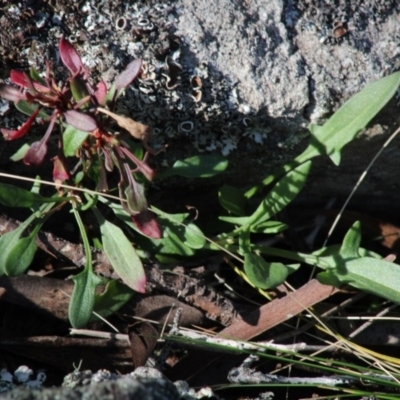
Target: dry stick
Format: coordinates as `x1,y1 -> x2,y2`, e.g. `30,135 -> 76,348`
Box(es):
218,279 -> 339,341
169,280 -> 340,383
324,125 -> 400,247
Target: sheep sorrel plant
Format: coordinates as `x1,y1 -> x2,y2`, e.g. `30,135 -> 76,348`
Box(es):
0,38 -> 225,328
0,38 -> 165,327
0,38 -> 160,236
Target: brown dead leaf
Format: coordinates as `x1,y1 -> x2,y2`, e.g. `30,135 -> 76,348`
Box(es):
97,106 -> 152,141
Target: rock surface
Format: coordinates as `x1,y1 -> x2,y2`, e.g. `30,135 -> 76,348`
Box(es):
0,0 -> 399,208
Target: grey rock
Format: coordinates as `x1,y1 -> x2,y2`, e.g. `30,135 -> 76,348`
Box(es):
0,0 -> 399,206
0,377 -> 180,400
176,0 -> 309,120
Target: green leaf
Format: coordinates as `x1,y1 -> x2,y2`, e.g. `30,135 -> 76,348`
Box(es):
245,71 -> 400,198
151,219 -> 204,257
106,83 -> 117,103
0,182 -> 70,208
10,144 -> 30,161
244,253 -> 289,289
70,76 -> 89,104
219,185 -> 247,215
0,211 -> 42,276
340,221 -> 362,258
156,228 -> 195,256
318,256 -> 400,305
317,270 -> 342,287
63,125 -> 89,157
68,205 -> 103,328
250,220 -> 287,234
4,232 -> 38,276
69,267 -> 103,328
247,161 -> 312,227
183,222 -> 206,249
15,100 -> 49,119
219,215 -> 250,225
93,208 -> 146,293
104,199 -> 206,256
151,207 -> 206,251
160,155 -> 228,179
238,229 -> 251,255
306,72 -> 400,165
0,223 -> 27,276
30,68 -> 47,86
93,280 -> 133,319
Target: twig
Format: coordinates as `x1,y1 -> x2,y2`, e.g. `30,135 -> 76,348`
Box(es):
218,279 -> 339,341
228,354 -> 398,387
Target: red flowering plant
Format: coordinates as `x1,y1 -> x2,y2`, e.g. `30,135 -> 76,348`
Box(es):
0,38 -> 164,327
0,38 -> 161,239
0,38 -> 223,328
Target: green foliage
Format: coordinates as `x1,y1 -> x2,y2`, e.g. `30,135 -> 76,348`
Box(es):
0,182 -> 70,207
93,208 -> 146,293
93,280 -> 133,319
0,190 -> 55,276
69,264 -> 103,328
159,155 -> 228,178
246,71 -> 400,198
219,185 -> 247,216
15,100 -> 49,119
213,72 -> 400,304
244,253 -> 296,289
0,214 -> 38,276
306,71 -> 400,166
1,46 -> 399,333
314,222 -> 400,305
63,125 -> 89,157
68,206 -> 103,328
101,198 -> 207,260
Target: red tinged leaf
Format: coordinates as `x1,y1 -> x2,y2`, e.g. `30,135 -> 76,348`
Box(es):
64,110 -> 97,131
59,38 -> 86,77
94,81 -> 108,105
23,140 -> 48,166
1,108 -> 39,140
10,70 -> 49,92
124,175 -> 148,214
103,147 -> 114,172
23,114 -> 57,165
52,155 -> 70,182
115,59 -> 142,91
132,211 -> 162,239
0,83 -> 27,102
119,146 -> 155,181
10,70 -> 30,88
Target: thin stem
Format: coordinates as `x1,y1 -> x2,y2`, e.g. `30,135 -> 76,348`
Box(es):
71,204 -> 92,271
